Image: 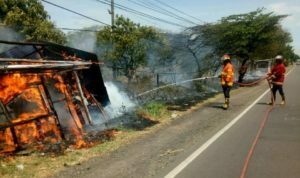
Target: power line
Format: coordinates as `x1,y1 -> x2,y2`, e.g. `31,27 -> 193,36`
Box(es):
152,0 -> 206,24
0,24 -> 101,33
132,0 -> 196,25
94,0 -> 187,28
125,0 -> 197,25
41,0 -> 110,26
101,0 -> 188,28
134,0 -> 199,25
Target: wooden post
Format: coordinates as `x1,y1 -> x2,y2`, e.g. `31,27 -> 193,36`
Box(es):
73,72 -> 94,125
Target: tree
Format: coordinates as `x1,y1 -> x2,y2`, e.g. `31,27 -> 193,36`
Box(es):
0,0 -> 66,44
97,15 -> 163,82
191,8 -> 298,81
185,33 -> 220,76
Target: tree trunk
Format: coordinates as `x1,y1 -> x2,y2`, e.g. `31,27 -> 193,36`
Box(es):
112,63 -> 118,80
187,45 -> 201,74
238,57 -> 249,83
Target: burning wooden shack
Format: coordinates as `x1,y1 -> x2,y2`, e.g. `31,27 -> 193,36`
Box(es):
0,40 -> 109,154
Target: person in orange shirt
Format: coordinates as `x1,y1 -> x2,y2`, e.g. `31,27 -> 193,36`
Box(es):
220,54 -> 234,109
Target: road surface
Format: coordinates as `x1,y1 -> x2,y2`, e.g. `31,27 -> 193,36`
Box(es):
167,65 -> 300,178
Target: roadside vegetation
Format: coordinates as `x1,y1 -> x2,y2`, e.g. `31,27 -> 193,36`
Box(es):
137,102 -> 170,122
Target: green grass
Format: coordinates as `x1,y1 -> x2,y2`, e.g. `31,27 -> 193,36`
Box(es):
137,102 -> 169,121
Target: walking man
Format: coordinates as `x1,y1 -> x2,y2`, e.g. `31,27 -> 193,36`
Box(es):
268,55 -> 286,105
220,54 -> 235,109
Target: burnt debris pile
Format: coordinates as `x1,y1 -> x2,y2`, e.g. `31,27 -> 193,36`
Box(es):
0,40 -> 110,154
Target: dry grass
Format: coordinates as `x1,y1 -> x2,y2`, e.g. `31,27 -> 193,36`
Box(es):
0,129 -> 139,178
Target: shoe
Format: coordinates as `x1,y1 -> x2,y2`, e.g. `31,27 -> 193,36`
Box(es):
223,103 -> 228,110
280,95 -> 286,105
267,102 -> 274,105
223,98 -> 229,109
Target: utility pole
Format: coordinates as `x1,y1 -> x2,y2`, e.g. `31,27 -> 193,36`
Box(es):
111,0 -> 115,28
110,0 -> 117,79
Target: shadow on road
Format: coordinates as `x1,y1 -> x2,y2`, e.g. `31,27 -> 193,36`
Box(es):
208,102 -> 224,109
257,102 -> 270,105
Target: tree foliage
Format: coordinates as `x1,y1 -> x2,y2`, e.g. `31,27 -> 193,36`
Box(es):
193,9 -> 297,62
97,15 -> 163,81
0,0 -> 66,44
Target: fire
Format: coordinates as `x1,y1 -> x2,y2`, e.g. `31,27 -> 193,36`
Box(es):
0,73 -> 40,104
14,122 -> 39,144
45,73 -> 85,130
61,51 -> 82,61
11,88 -> 48,124
39,116 -> 62,143
0,73 -> 62,153
0,128 -> 16,154
0,65 -> 92,154
46,74 -> 87,147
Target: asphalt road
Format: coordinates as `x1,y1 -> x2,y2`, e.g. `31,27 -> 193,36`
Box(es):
170,66 -> 300,178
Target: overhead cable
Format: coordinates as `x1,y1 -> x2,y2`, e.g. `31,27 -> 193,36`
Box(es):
41,0 -> 110,26
152,0 -> 206,24
126,0 -> 197,25
95,0 -> 187,28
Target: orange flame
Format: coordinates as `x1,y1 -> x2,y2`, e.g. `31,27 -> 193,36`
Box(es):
0,73 -> 40,104
39,116 -> 62,143
0,128 -> 16,154
11,88 -> 48,124
14,122 -> 39,144
0,71 -> 88,153
47,74 -> 87,147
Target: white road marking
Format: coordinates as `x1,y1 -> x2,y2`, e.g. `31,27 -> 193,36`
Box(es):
165,67 -> 295,178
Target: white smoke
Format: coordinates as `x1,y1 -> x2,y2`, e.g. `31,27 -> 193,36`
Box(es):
104,82 -> 136,118
67,32 -> 97,53
66,26 -> 104,53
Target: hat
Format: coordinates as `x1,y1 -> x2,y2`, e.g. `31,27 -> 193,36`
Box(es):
222,54 -> 231,61
275,55 -> 283,60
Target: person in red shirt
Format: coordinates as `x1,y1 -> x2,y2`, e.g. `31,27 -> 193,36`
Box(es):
268,55 -> 286,105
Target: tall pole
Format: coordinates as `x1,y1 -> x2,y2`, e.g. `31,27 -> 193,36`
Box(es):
111,0 -> 117,79
111,0 -> 115,28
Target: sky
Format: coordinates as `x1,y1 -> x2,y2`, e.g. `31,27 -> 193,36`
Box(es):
42,0 -> 300,55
